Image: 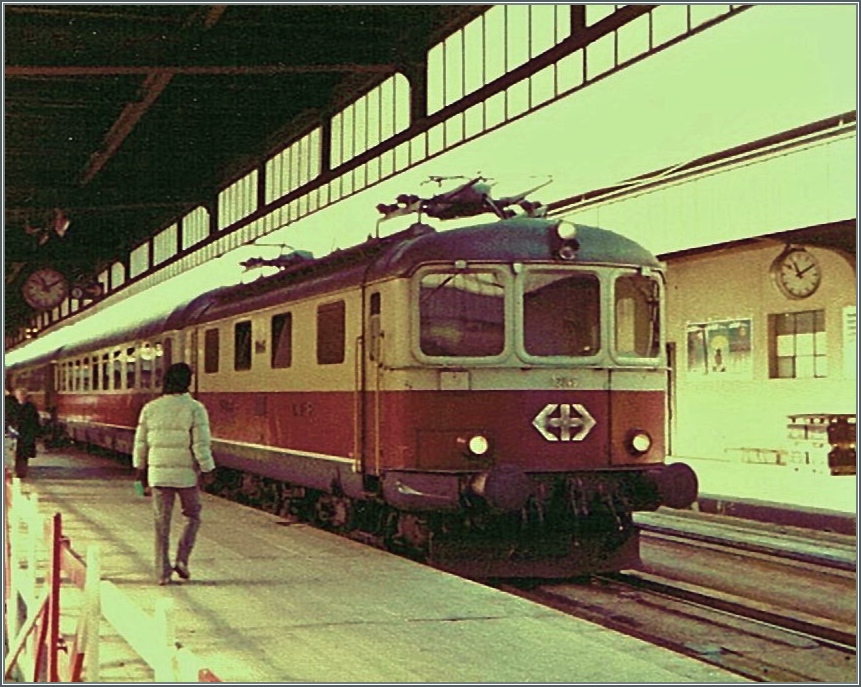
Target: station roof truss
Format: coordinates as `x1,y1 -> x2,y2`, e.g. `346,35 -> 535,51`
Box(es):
5,4 -> 750,348
548,110 -> 857,260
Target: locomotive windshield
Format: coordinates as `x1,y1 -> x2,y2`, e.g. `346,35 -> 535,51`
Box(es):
614,273 -> 661,358
523,271 -> 600,357
419,269 -> 506,357
416,266 -> 661,362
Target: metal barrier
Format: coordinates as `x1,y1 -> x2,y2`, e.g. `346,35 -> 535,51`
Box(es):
3,468 -> 223,682
787,413 -> 857,476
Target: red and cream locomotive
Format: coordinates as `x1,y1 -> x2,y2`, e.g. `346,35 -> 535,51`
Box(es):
7,180 -> 697,578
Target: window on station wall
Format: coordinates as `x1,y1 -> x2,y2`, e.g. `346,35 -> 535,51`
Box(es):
271,313 -> 293,368
113,350 -> 124,390
234,321 -> 252,371
126,346 -> 137,389
204,328 -> 220,373
769,309 -> 827,379
317,301 -> 346,365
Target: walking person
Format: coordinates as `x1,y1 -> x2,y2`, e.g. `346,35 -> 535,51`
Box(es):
12,387 -> 40,479
133,363 -> 216,585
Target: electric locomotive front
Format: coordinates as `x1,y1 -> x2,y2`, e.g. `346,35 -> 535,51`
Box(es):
364,217 -> 698,577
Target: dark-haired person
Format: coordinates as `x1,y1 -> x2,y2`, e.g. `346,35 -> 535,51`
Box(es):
133,363 -> 216,586
12,387 -> 39,479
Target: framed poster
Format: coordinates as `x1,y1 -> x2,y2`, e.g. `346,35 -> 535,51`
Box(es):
686,318 -> 752,378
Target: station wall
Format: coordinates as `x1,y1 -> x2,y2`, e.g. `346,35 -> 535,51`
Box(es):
664,240 -> 856,463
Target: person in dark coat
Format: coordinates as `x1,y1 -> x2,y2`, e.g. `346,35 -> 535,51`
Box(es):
5,391 -> 19,433
12,387 -> 40,478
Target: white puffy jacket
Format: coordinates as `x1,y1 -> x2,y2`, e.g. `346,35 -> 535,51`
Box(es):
132,393 -> 216,488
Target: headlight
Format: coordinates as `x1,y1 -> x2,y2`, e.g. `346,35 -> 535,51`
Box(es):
627,430 -> 652,455
552,220 -> 580,261
458,434 -> 491,457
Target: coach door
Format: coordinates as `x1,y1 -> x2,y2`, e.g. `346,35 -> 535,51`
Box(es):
188,329 -> 199,394
360,291 -> 384,477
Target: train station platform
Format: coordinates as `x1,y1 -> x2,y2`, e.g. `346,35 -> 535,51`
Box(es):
4,448 -> 739,683
669,455 -> 857,535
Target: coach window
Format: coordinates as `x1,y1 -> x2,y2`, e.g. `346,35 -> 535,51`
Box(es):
113,350 -> 124,390
234,321 -> 252,371
523,271 -> 600,357
82,357 -> 91,391
317,301 -> 346,365
271,313 -> 293,368
139,343 -> 153,388
153,342 -> 164,388
92,353 -> 100,391
126,347 -> 137,389
614,274 -> 661,359
204,328 -> 220,373
419,270 -> 506,357
101,352 -> 110,390
162,338 -> 173,369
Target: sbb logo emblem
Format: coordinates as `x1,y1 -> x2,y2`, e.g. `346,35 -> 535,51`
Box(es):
532,403 -> 596,442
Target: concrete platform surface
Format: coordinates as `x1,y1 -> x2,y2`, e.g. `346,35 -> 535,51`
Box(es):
670,455 -> 857,517
7,448 -> 741,683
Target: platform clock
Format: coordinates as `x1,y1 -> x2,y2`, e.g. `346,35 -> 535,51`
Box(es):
771,247 -> 822,300
21,267 -> 70,310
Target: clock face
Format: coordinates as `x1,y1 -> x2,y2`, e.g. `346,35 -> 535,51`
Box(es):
21,267 -> 69,310
772,248 -> 821,300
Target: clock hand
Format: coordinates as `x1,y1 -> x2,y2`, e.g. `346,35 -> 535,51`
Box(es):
797,264 -> 816,276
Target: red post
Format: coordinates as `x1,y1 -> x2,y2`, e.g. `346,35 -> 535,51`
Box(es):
48,512 -> 62,682
199,668 -> 223,682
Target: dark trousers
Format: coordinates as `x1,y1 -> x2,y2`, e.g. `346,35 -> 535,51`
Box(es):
14,456 -> 28,479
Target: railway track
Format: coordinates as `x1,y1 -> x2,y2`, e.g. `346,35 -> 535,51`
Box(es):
500,517 -> 857,682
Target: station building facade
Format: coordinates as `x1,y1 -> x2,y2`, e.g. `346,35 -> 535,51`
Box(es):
661,229 -> 856,468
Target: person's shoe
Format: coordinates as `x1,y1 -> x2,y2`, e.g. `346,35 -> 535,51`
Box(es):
174,562 -> 190,580
158,575 -> 172,586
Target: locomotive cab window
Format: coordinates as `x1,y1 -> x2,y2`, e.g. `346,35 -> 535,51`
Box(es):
614,273 -> 661,359
317,301 -> 346,365
271,313 -> 293,368
204,328 -> 220,373
418,269 -> 506,358
523,270 -> 599,357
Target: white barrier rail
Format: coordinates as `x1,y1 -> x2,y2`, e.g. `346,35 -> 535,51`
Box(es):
3,470 -> 222,682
